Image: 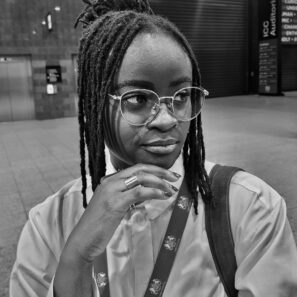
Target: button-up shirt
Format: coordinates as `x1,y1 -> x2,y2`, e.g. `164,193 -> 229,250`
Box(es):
10,157 -> 297,297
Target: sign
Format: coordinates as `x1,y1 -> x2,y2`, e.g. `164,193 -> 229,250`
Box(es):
259,40 -> 279,94
47,12 -> 53,31
258,0 -> 282,95
281,0 -> 297,44
46,66 -> 62,84
46,84 -> 57,94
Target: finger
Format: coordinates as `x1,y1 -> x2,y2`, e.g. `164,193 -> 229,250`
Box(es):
122,172 -> 178,195
100,172 -> 118,183
115,163 -> 181,182
124,186 -> 173,207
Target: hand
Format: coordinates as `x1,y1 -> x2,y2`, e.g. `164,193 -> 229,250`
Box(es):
62,163 -> 180,264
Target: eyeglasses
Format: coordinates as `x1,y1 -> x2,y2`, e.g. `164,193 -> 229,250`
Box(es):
109,86 -> 209,126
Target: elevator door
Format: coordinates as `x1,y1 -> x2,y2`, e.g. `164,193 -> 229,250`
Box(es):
0,56 -> 34,122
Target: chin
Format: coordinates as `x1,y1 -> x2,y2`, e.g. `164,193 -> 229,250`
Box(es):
136,151 -> 180,169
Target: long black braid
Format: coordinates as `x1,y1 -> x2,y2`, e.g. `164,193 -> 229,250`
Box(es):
75,0 -> 212,213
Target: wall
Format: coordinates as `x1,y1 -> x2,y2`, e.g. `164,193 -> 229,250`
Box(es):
0,0 -> 84,119
4,0 -> 293,120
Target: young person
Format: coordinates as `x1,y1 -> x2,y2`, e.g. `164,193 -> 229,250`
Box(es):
10,1 -> 297,296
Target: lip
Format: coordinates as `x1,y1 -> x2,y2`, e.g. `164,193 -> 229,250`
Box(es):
142,139 -> 178,146
142,139 -> 179,155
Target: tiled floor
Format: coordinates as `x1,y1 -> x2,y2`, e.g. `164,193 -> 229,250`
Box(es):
0,119 -> 81,297
1,93 -> 297,296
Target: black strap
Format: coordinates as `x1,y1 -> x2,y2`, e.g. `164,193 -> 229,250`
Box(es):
205,164 -> 243,297
144,177 -> 192,297
94,177 -> 193,297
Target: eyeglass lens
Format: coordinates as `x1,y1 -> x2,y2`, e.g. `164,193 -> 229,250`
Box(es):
121,87 -> 204,125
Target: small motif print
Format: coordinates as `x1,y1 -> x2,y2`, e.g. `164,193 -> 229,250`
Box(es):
177,196 -> 189,210
149,279 -> 162,295
96,272 -> 107,288
164,235 -> 177,251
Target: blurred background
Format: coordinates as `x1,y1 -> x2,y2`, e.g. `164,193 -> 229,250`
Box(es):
0,0 -> 296,123
0,0 -> 297,296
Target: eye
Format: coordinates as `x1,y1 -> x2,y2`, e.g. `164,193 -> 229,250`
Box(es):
124,93 -> 147,105
174,89 -> 191,104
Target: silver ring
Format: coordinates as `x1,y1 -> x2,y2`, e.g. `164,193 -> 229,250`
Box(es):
129,204 -> 136,211
124,175 -> 139,190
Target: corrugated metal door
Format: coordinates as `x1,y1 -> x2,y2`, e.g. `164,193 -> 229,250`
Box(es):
282,47 -> 297,91
150,0 -> 248,97
0,56 -> 34,122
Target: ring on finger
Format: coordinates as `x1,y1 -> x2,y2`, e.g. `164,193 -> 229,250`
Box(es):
124,175 -> 139,190
129,203 -> 136,211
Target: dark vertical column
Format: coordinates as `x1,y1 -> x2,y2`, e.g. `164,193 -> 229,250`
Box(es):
248,0 -> 259,93
258,0 -> 282,95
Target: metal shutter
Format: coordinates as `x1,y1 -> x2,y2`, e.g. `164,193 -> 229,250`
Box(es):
282,46 -> 297,91
150,0 -> 249,97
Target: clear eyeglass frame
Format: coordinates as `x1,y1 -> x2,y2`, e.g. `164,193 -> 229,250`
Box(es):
108,86 -> 209,126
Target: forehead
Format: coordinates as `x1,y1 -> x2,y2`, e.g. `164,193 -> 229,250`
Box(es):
116,32 -> 192,90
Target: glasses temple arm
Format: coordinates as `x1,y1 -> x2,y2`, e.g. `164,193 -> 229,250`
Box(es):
108,94 -> 121,101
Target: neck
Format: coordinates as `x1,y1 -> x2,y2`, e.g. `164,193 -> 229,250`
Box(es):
109,153 -> 131,171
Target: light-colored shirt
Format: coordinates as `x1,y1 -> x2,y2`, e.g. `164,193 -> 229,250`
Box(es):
10,157 -> 297,297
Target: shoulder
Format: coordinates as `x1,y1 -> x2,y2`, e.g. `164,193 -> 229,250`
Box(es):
28,176 -> 91,243
205,161 -> 286,237
229,169 -> 283,213
29,177 -> 84,219
227,168 -> 287,246
205,160 -> 283,211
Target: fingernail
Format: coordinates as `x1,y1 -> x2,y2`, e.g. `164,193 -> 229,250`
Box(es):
169,184 -> 178,192
164,192 -> 173,198
172,172 -> 181,178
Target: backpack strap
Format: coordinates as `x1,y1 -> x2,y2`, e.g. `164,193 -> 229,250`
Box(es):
205,164 -> 243,297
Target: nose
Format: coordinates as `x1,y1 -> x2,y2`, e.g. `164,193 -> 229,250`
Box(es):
146,102 -> 177,131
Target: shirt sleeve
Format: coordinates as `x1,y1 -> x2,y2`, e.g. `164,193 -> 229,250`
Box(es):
9,215 -> 58,297
229,171 -> 297,297
9,179 -> 100,297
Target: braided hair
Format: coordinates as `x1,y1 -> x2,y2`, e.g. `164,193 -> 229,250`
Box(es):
75,0 -> 212,214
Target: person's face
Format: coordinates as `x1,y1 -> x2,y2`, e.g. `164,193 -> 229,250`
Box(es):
104,32 -> 192,170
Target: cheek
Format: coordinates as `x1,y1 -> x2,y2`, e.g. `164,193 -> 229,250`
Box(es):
103,103 -> 140,156
103,103 -> 121,151
180,122 -> 190,141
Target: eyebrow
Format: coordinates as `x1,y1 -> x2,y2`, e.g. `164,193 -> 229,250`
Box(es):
169,76 -> 192,87
115,80 -> 154,91
115,76 -> 192,91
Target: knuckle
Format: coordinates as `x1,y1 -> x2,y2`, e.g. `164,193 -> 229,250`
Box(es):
136,163 -> 146,173
100,176 -> 109,185
152,188 -> 163,198
136,171 -> 145,180
133,186 -> 143,199
99,176 -> 105,184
